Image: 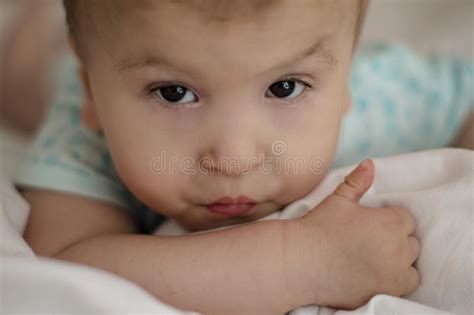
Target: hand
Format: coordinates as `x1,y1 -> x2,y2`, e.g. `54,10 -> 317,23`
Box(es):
288,160 -> 420,309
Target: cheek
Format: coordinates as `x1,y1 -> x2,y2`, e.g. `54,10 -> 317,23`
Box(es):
272,103 -> 343,204
108,140 -> 189,216
94,103 -> 190,215
90,74 -> 193,201
277,172 -> 324,205
274,141 -> 336,205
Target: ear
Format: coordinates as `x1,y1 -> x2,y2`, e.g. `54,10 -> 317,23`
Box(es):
67,35 -> 102,132
78,69 -> 102,131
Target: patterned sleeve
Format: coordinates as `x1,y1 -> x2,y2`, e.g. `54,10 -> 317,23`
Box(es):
334,42 -> 473,168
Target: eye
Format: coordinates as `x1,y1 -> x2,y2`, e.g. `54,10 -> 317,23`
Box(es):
265,79 -> 308,99
152,85 -> 198,104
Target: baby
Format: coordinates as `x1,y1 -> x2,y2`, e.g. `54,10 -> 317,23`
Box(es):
17,1 -> 422,314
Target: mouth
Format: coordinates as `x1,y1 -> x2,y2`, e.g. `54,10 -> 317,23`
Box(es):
205,196 -> 257,216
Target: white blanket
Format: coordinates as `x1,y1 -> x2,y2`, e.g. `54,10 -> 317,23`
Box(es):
1,148 -> 472,314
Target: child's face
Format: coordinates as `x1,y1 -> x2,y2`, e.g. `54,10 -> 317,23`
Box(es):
78,0 -> 358,231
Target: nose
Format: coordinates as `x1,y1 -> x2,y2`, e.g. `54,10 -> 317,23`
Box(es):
199,106 -> 263,176
201,142 -> 261,176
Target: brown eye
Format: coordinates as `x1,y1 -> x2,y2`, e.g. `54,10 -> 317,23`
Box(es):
153,85 -> 198,103
265,80 -> 305,99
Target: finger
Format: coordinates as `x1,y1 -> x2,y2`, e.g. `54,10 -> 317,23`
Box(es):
407,236 -> 421,265
392,207 -> 417,235
332,159 -> 375,203
401,266 -> 420,296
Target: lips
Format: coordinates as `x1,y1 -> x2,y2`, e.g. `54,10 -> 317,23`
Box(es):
205,196 -> 257,216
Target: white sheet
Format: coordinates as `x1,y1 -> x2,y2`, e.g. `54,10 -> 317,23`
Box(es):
1,148 -> 472,314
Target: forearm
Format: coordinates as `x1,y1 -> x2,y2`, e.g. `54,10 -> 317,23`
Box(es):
54,219 -> 310,314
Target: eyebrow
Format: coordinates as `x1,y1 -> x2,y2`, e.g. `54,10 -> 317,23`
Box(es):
116,38 -> 337,73
289,39 -> 337,68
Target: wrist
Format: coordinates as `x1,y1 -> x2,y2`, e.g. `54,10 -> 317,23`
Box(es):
280,218 -> 324,308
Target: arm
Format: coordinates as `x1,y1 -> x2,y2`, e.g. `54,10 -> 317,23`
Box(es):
23,189 -> 312,315
22,161 -> 420,314
0,1 -> 66,134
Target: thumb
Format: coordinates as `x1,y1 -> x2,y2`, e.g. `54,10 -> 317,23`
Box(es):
332,159 -> 375,203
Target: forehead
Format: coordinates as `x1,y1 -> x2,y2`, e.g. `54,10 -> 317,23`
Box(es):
83,0 -> 357,74
88,0 -> 351,22
85,0 -> 355,38
124,0 -> 284,21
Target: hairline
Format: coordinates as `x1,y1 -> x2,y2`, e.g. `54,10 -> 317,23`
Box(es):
64,0 -> 369,61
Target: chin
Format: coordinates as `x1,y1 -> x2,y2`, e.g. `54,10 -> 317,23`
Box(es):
178,215 -> 247,232
178,202 -> 283,232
